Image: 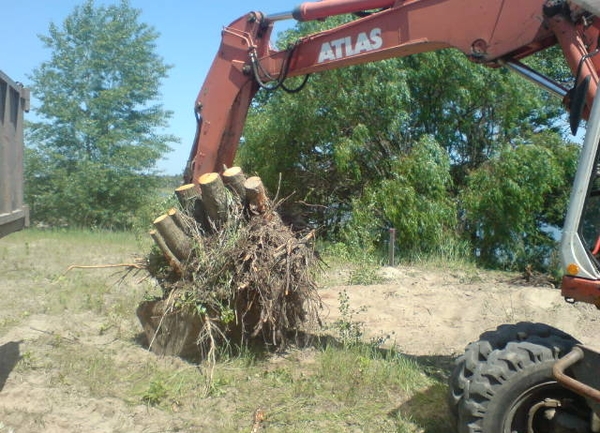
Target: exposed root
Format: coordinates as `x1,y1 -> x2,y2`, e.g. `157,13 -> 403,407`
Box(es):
63,261 -> 145,275
141,171 -> 322,361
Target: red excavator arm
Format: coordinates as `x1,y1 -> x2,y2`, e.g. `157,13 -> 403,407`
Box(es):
184,0 -> 600,183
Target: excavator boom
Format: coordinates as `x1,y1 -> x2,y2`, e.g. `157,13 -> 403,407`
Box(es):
185,0 -> 600,183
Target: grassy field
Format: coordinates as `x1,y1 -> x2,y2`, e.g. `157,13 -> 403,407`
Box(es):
0,229 -> 454,432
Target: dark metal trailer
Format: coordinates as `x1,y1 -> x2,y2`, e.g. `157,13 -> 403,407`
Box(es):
0,70 -> 29,238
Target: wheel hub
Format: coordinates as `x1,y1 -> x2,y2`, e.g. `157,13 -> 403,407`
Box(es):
526,397 -> 590,433
507,383 -> 591,433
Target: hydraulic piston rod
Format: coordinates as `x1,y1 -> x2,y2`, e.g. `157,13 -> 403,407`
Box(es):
292,0 -> 395,21
266,11 -> 295,21
501,59 -> 568,99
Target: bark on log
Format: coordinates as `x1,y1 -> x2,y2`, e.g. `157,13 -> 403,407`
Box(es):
174,183 -> 209,229
153,213 -> 192,261
244,176 -> 268,214
175,183 -> 201,214
168,207 -> 187,233
193,199 -> 211,233
222,166 -> 247,202
198,172 -> 228,228
149,229 -> 183,274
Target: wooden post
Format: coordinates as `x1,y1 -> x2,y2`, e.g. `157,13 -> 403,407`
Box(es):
198,172 -> 229,228
388,228 -> 396,266
153,213 -> 192,262
244,176 -> 268,214
222,166 -> 247,202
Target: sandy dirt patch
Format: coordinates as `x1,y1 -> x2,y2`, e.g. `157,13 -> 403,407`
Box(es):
2,261 -> 600,432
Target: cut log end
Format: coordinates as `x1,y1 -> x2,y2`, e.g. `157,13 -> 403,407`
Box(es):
244,176 -> 263,190
222,166 -> 247,201
222,166 -> 243,178
244,176 -> 268,214
199,172 -> 220,185
175,183 -> 198,194
198,172 -> 228,227
153,214 -> 169,225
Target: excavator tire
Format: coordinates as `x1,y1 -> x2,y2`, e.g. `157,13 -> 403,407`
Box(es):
448,322 -> 590,433
448,322 -> 576,415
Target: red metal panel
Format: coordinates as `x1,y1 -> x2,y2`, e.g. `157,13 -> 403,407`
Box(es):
561,275 -> 600,307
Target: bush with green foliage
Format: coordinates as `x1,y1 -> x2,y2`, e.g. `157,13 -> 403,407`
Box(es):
239,16 -> 576,270
461,132 -> 579,269
343,136 -> 459,260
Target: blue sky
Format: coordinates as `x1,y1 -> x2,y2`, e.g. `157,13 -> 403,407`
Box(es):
1,0 -> 297,175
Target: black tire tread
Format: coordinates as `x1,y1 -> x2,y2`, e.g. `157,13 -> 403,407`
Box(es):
460,339 -> 574,432
448,322 -> 578,416
449,322 -> 579,433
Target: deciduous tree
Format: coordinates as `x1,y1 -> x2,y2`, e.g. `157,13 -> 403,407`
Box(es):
26,0 -> 177,229
239,16 -> 575,267
461,132 -> 578,269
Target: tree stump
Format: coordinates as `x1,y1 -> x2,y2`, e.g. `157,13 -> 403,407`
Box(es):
168,207 -> 187,232
149,229 -> 183,275
175,183 -> 201,214
222,166 -> 247,202
143,170 -> 321,360
244,176 -> 268,214
199,172 -> 229,228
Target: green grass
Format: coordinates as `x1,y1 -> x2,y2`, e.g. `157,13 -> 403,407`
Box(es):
0,228 -> 154,332
0,228 -> 456,432
17,337 -> 454,431
317,239 -> 477,287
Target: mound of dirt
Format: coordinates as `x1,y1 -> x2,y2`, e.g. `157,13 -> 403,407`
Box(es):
319,265 -> 600,357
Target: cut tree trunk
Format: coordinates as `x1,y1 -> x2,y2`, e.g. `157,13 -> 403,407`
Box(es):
153,213 -> 192,262
244,176 -> 268,214
174,183 -> 208,228
222,166 -> 247,202
199,172 -> 229,228
168,208 -> 187,232
149,229 -> 183,275
175,183 -> 201,214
